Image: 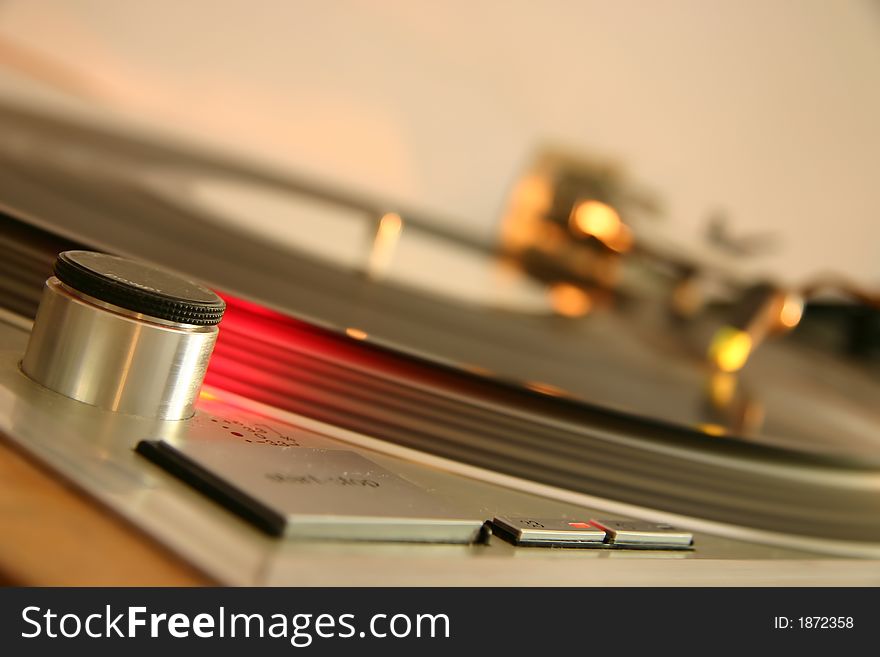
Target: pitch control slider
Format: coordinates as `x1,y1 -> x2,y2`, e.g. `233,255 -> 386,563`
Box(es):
589,518 -> 694,548
492,516 -> 693,549
137,439 -> 485,544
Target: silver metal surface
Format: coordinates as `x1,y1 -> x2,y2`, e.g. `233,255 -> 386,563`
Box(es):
2,317 -> 880,585
493,516 -> 607,546
590,519 -> 694,547
21,277 -> 217,420
150,440 -> 485,543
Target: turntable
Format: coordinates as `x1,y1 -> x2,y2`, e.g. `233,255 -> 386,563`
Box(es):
0,103 -> 879,585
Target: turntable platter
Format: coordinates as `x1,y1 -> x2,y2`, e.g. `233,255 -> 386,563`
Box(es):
0,103 -> 877,465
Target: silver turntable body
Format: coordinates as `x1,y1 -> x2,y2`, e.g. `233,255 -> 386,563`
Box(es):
3,313 -> 879,585
1,105 -> 879,585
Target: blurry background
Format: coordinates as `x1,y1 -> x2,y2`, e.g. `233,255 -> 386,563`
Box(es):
0,0 -> 878,284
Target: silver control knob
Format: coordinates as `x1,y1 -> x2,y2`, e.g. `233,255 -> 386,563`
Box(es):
21,251 -> 225,420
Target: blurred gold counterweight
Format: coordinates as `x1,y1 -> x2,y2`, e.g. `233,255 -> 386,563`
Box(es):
707,286 -> 803,374
549,282 -> 593,317
499,174 -> 553,252
570,200 -> 620,239
569,200 -> 634,254
603,223 -> 634,253
708,326 -> 753,373
367,212 -> 403,280
569,200 -> 632,251
778,293 -> 805,329
697,423 -> 726,437
708,371 -> 738,408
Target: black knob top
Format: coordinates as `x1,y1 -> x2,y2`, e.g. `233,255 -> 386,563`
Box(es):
54,251 -> 225,326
